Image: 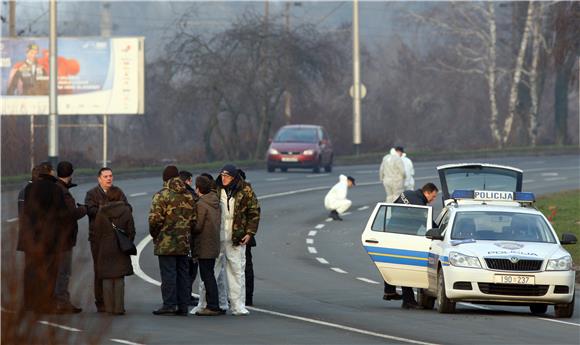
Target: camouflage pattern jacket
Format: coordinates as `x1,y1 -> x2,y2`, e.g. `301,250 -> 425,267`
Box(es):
217,176 -> 261,245
148,177 -> 195,256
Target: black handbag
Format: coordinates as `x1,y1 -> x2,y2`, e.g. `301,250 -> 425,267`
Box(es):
112,222 -> 137,256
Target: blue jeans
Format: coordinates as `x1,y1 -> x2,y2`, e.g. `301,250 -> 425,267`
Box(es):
158,255 -> 190,309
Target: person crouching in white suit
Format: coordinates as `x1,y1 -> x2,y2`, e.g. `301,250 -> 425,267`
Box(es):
324,175 -> 355,221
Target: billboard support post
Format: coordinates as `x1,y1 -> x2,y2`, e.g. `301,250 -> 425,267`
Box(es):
102,115 -> 108,167
48,0 -> 58,167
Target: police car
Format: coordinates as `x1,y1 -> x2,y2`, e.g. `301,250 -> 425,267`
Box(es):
361,163 -> 577,317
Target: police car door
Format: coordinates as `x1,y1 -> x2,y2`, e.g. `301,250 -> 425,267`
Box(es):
361,203 -> 433,288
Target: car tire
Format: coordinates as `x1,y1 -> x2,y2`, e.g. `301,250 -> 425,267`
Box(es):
436,269 -> 456,313
530,304 -> 548,314
267,165 -> 275,173
554,292 -> 575,318
417,288 -> 435,310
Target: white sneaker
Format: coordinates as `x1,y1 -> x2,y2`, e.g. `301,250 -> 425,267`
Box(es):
231,308 -> 250,316
190,305 -> 204,314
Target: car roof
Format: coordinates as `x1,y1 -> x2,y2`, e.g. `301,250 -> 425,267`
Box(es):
279,124 -> 322,129
450,203 -> 542,215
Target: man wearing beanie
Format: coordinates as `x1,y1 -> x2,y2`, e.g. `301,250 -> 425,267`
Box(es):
54,161 -> 87,313
149,166 -> 196,316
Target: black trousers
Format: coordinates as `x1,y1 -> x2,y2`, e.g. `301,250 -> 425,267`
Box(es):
158,255 -> 190,309
188,258 -> 198,298
90,241 -> 104,308
245,245 -> 254,302
384,281 -> 415,302
23,252 -> 59,312
198,259 -> 219,310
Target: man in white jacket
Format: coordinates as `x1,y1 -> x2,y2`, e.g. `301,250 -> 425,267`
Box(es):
400,147 -> 415,191
324,175 -> 355,221
379,147 -> 406,203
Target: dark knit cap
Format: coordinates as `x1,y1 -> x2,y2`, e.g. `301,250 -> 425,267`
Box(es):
162,165 -> 179,182
220,164 -> 238,177
57,161 -> 74,178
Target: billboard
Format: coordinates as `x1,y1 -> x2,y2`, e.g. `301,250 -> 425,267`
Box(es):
0,37 -> 144,115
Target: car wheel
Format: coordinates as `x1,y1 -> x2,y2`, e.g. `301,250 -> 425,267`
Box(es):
417,288 -> 435,310
530,304 -> 548,314
436,269 -> 456,313
554,292 -> 575,318
281,167 -> 288,173
267,165 -> 275,173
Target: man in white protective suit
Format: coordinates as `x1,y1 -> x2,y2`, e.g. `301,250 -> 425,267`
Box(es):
379,147 -> 406,203
324,174 -> 355,221
399,146 -> 415,191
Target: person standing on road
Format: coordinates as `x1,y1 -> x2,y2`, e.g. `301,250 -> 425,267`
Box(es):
54,161 -> 86,314
216,164 -> 260,315
192,175 -> 222,316
18,162 -> 69,313
179,170 -> 200,306
149,166 -> 196,316
94,186 -> 135,315
383,183 -> 439,309
379,147 -> 406,203
324,175 -> 356,221
399,147 -> 415,191
85,167 -> 129,312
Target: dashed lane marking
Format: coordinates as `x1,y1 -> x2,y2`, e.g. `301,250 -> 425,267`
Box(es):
331,267 -> 348,274
111,339 -> 146,345
325,218 -> 333,222
537,318 -> 580,327
356,277 -> 380,284
129,192 -> 148,197
342,212 -> 352,216
523,179 -> 535,184
308,230 -> 317,237
306,238 -> 314,244
306,174 -> 330,178
308,247 -> 318,254
266,177 -> 288,182
315,224 -> 325,229
545,177 -> 567,182
316,257 -> 329,264
540,172 -> 559,177
6,218 -> 18,223
354,170 -> 378,174
357,206 -> 369,211
38,321 -> 82,332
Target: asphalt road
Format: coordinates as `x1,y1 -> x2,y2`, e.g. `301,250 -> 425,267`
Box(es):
2,155 -> 579,345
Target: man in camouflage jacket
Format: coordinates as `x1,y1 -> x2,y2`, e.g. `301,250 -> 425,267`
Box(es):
148,166 -> 195,316
216,164 -> 260,315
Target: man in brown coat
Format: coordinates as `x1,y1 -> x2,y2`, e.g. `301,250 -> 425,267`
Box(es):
85,167 -> 129,312
192,175 -> 221,316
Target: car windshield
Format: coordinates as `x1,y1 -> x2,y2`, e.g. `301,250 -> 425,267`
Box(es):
274,128 -> 318,143
442,167 -> 520,195
450,211 -> 556,243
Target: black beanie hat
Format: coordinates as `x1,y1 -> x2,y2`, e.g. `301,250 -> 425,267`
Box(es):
162,165 -> 179,182
220,164 -> 238,177
57,161 -> 74,178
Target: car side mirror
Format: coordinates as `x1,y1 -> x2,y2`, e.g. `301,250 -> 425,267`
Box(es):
560,233 -> 577,245
426,228 -> 444,241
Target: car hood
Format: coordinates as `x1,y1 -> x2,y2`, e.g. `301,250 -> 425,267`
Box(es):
448,240 -> 567,260
269,142 -> 317,152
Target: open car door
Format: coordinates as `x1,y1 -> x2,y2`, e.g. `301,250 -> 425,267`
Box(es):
361,203 -> 433,288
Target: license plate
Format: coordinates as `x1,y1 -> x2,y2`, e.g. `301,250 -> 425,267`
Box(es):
494,274 -> 535,285
281,156 -> 298,162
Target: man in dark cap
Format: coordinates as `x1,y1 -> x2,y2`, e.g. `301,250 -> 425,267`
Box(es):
85,167 -> 129,312
54,161 -> 87,313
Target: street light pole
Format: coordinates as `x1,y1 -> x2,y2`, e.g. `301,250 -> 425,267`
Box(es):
48,0 -> 58,167
352,0 -> 362,155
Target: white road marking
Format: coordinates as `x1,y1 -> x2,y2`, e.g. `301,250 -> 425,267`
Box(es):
325,218 -> 333,222
6,218 -> 18,223
537,318 -> 580,327
306,238 -> 314,244
523,179 -> 535,184
330,267 -> 347,274
132,235 -> 161,287
357,206 -> 369,211
129,192 -> 148,197
249,306 -> 440,345
307,247 -> 318,254
306,173 -> 330,178
308,230 -> 317,237
545,177 -> 567,182
38,320 -> 82,332
540,172 -> 559,177
458,302 -> 492,310
315,224 -> 325,229
316,257 -> 329,264
110,339 -> 146,345
266,177 -> 288,182
354,170 -> 378,174
342,212 -> 352,216
356,277 -> 380,284
414,175 -> 438,181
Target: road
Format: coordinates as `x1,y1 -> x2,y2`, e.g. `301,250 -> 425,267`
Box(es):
2,155 -> 579,345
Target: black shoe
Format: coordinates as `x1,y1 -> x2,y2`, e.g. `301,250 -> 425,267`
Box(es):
55,302 -> 83,314
176,308 -> 189,316
383,293 -> 403,301
152,306 -> 178,315
195,308 -> 221,316
219,308 -> 227,315
401,300 -> 421,309
329,210 -> 343,221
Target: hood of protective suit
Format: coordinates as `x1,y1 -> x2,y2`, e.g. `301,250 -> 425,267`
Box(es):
324,174 -> 348,209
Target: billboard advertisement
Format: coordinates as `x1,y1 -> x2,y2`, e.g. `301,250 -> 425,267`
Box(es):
0,37 -> 144,115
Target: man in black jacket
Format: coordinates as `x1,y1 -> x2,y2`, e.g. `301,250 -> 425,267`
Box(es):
54,161 -> 87,313
383,183 -> 439,309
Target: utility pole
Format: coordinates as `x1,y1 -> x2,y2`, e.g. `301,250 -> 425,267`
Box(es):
284,2 -> 292,124
9,1 -> 16,36
101,1 -> 112,167
48,0 -> 58,167
352,0 -> 362,155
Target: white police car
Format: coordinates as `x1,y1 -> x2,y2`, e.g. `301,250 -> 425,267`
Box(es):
361,163 -> 577,317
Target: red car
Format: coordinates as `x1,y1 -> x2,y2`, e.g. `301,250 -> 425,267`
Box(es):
266,125 -> 334,173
